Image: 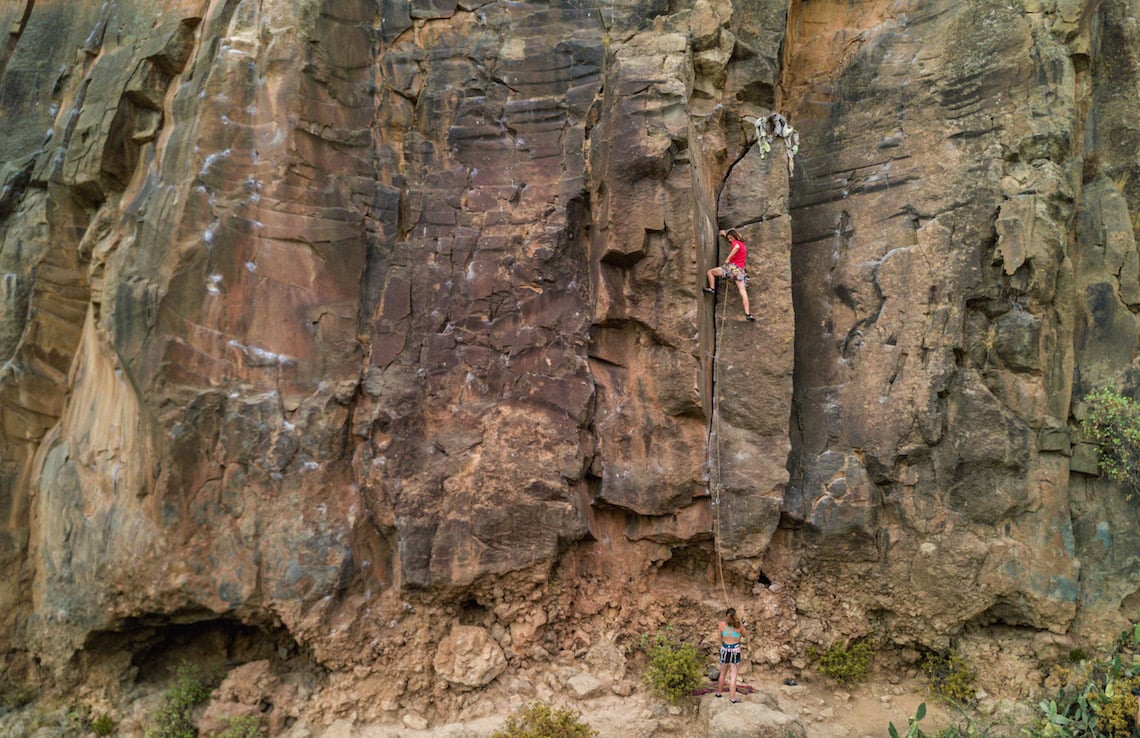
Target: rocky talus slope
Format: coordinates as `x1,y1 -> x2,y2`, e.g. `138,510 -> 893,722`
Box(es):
0,0 -> 1136,735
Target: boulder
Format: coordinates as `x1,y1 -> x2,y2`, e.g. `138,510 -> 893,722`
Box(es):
706,698 -> 808,738
432,625 -> 507,689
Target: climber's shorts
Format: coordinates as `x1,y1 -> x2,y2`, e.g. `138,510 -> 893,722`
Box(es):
720,643 -> 741,664
722,263 -> 746,282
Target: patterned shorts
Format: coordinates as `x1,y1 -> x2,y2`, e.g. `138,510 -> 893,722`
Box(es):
720,643 -> 741,665
722,263 -> 747,282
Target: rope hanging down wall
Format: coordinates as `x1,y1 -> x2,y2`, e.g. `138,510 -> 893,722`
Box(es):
709,282 -> 731,602
706,111 -> 800,600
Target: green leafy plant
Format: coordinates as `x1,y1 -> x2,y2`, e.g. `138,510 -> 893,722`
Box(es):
889,702 -> 928,738
91,712 -> 115,736
0,676 -> 36,712
921,651 -> 978,705
64,709 -> 88,732
146,663 -> 213,738
811,638 -> 874,687
208,714 -> 264,738
888,702 -> 997,738
933,721 -> 991,738
491,702 -> 598,738
1114,616 -> 1140,653
1027,698 -> 1070,738
1069,647 -> 1090,663
1096,676 -> 1140,738
1025,619 -> 1140,738
1080,387 -> 1140,498
634,629 -> 704,704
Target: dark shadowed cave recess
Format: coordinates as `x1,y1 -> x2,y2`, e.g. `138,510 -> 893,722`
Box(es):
77,613 -> 324,688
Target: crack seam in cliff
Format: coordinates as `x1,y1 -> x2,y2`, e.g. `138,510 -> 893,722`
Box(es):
0,1 -> 36,82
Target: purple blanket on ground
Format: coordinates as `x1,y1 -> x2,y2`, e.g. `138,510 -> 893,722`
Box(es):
691,682 -> 756,696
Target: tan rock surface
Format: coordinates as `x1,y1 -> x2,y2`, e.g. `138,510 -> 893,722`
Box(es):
433,624 -> 508,689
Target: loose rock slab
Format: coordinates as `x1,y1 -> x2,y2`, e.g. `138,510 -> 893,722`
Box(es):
433,625 -> 507,689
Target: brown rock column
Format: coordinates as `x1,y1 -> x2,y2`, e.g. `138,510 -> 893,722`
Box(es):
710,139 -> 794,562
783,0 -> 1085,639
363,2 -> 602,591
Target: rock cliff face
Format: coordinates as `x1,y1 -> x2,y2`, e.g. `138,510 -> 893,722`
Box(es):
783,0 -> 1139,644
0,0 -> 1137,730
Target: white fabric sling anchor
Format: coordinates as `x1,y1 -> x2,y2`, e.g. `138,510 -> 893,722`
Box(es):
753,115 -> 772,159
751,112 -> 800,176
769,112 -> 800,176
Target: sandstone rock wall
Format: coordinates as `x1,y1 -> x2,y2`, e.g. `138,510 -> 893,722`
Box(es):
0,0 -> 1136,722
0,0 -> 793,679
783,0 -> 1138,646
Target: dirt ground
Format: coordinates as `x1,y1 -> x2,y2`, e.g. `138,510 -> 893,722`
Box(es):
376,665 -> 973,738
721,668 -> 958,737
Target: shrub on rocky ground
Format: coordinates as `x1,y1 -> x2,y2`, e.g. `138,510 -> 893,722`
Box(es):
811,638 -> 874,687
1080,386 -> 1140,498
0,676 -> 35,713
146,663 -> 213,738
633,629 -> 704,704
1024,619 -> 1140,738
921,651 -> 978,705
208,714 -> 265,738
889,702 -> 1001,738
91,713 -> 115,736
492,702 -> 597,738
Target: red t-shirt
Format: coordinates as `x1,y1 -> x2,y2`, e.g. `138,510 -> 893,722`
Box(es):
728,239 -> 747,268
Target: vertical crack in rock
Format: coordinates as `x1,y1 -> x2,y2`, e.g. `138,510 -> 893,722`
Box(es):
0,0 -> 36,82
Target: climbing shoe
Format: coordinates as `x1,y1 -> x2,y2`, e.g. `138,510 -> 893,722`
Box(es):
745,313 -> 756,321
702,287 -> 715,294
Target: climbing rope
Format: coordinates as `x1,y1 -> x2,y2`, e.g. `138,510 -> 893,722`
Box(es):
708,270 -> 732,605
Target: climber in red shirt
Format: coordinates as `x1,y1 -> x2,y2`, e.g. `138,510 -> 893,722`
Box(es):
703,229 -> 755,321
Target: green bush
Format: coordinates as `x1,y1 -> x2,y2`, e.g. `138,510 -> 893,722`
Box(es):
932,720 -> 993,738
146,663 -> 213,738
812,639 -> 874,687
1096,676 -> 1140,738
208,714 -> 264,738
637,630 -> 705,703
0,678 -> 36,711
91,712 -> 115,736
491,702 -> 597,738
920,651 -> 977,705
1080,387 -> 1140,498
1069,647 -> 1090,663
1025,619 -> 1140,738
